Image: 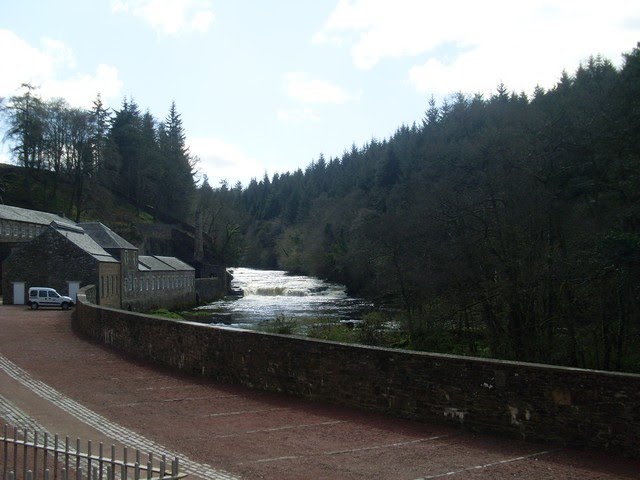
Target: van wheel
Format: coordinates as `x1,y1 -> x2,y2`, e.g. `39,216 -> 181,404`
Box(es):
61,302 -> 70,310
30,302 -> 39,310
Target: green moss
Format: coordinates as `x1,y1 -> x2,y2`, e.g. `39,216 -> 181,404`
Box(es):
148,308 -> 184,320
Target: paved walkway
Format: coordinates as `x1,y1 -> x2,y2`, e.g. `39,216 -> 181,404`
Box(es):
0,306 -> 638,479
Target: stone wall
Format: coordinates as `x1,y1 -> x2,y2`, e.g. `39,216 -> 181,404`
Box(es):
195,278 -> 225,303
2,230 -> 102,304
122,271 -> 196,312
98,263 -> 121,309
0,219 -> 46,244
73,288 -> 640,458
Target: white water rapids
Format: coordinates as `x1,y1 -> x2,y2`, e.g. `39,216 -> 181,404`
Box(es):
196,267 -> 371,328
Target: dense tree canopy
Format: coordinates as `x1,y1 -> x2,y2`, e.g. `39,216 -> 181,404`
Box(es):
220,46 -> 640,371
1,91 -> 196,221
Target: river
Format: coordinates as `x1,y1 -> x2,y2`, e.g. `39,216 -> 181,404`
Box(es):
195,267 -> 372,329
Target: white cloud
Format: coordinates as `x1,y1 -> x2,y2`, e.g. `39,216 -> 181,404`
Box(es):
190,136 -> 263,187
0,29 -> 58,95
111,0 -> 214,36
315,0 -> 640,95
284,72 -> 359,104
0,29 -> 122,108
42,65 -> 123,109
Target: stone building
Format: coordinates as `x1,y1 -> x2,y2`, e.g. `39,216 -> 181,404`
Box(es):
2,221 -> 121,307
1,205 -> 196,310
131,255 -> 195,311
0,205 -> 75,293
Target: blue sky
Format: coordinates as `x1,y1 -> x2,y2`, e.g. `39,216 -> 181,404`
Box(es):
1,1 -> 639,187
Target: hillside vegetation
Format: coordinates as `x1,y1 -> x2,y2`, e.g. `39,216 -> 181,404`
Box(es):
2,45 -> 639,372
225,46 -> 640,372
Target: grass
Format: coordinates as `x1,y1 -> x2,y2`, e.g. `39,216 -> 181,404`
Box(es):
259,314 -> 298,334
148,308 -> 184,320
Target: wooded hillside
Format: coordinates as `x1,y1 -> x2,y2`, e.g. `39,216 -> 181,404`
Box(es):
227,46 -> 640,371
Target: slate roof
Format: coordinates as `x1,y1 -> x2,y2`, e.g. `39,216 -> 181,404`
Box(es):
138,255 -> 194,272
0,205 -> 76,226
50,222 -> 118,263
153,256 -> 195,271
78,222 -> 138,250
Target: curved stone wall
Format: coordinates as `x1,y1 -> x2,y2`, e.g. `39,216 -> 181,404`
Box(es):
73,286 -> 640,458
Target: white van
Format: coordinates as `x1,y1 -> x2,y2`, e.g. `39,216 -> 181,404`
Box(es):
28,287 -> 74,310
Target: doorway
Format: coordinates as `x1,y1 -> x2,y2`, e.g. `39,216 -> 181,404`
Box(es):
68,281 -> 80,302
12,282 -> 25,305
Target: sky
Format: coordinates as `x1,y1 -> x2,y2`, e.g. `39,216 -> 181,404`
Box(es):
1,1 -> 639,187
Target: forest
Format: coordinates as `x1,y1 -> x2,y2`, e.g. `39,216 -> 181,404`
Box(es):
1,45 -> 639,372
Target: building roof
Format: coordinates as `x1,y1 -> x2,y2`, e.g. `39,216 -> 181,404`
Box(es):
78,222 -> 138,250
50,222 -> 119,263
0,205 -> 76,226
153,256 -> 195,271
138,255 -> 194,272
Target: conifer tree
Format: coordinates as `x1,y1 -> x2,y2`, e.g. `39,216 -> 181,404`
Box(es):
157,101 -> 195,219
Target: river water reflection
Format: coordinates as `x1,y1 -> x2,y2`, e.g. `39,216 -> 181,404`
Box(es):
196,267 -> 372,329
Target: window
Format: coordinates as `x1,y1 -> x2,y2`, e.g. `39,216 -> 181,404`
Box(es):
28,225 -> 34,238
13,225 -> 18,237
21,225 -> 26,237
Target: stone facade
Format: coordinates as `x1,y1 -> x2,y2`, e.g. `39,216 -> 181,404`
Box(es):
123,266 -> 196,311
2,217 -> 196,311
0,219 -> 46,244
74,287 -> 640,459
0,205 -> 75,246
3,227 -> 120,306
0,205 -> 76,294
79,223 -> 196,312
195,278 -> 226,303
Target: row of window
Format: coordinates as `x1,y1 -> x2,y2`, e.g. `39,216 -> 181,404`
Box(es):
124,274 -> 194,294
100,275 -> 119,298
122,250 -> 137,266
1,221 -> 41,240
98,273 -> 194,299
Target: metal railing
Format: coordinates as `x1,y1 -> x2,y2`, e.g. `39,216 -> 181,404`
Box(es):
1,426 -> 185,480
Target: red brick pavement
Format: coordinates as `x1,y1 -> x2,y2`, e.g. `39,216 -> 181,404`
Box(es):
0,305 -> 638,479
